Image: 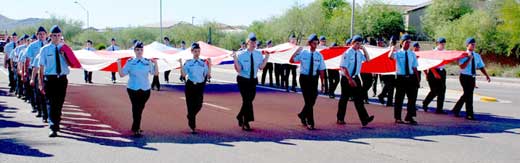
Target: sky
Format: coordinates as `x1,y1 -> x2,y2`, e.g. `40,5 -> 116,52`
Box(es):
0,0 -> 429,29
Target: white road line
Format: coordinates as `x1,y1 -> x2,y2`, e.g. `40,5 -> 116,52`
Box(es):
179,97 -> 232,111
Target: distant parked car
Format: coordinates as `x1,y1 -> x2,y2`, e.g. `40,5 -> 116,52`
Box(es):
0,41 -> 6,53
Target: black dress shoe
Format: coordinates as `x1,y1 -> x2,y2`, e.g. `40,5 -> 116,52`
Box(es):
307,125 -> 316,130
242,122 -> 252,131
466,115 -> 476,120
405,117 -> 418,125
43,119 -> 48,123
336,120 -> 346,125
190,128 -> 197,134
362,116 -> 375,127
422,104 -> 428,112
48,131 -> 58,138
236,116 -> 243,127
297,114 -> 307,126
378,96 -> 385,105
395,119 -> 405,124
35,114 -> 42,118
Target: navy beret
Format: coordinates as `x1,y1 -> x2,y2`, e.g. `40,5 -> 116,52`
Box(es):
86,40 -> 93,44
256,40 -> 262,47
31,34 -> 37,40
134,41 -> 144,48
181,40 -> 186,44
37,26 -> 47,33
389,35 -> 398,41
241,41 -> 246,45
307,34 -> 318,42
12,32 -> 17,36
345,38 -> 352,45
352,35 -> 363,43
191,42 -> 200,49
267,40 -> 272,45
437,37 -> 446,43
289,33 -> 296,39
319,36 -> 326,41
111,38 -> 116,41
466,37 -> 476,45
401,34 -> 411,41
50,25 -> 62,34
331,42 -> 338,47
412,42 -> 420,48
248,33 -> 257,42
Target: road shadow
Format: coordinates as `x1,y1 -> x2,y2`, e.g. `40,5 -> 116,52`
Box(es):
55,84 -> 520,150
0,88 -> 53,157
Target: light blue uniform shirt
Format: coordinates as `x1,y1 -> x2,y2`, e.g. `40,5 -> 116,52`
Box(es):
392,49 -> 418,75
458,51 -> 485,76
237,49 -> 264,79
38,43 -> 70,76
17,45 -> 28,63
122,57 -> 156,91
23,40 -> 45,68
84,47 -> 96,51
183,58 -> 209,84
340,47 -> 366,77
4,42 -> 16,58
11,45 -> 27,62
293,49 -> 326,76
106,45 -> 120,51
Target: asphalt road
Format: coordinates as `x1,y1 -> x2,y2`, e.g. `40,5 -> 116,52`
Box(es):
1,54 -> 519,163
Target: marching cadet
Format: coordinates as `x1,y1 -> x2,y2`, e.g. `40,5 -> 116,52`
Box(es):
337,35 -> 375,126
180,43 -> 211,134
117,41 -> 159,137
452,38 -> 491,120
388,34 -> 419,125
326,40 -> 345,99
107,38 -> 120,84
19,34 -> 39,111
412,42 -> 422,85
38,25 -> 71,137
290,34 -> 326,130
283,34 -> 298,92
318,36 -> 328,94
13,34 -> 29,99
83,40 -> 95,84
180,40 -> 187,50
233,33 -> 270,131
423,38 -> 448,114
261,40 -> 274,87
378,36 -> 398,107
239,41 -> 246,51
163,37 -> 172,83
4,32 -> 18,93
27,26 -> 48,119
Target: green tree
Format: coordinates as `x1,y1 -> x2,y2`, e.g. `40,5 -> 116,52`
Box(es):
497,0 -> 520,57
422,0 -> 474,38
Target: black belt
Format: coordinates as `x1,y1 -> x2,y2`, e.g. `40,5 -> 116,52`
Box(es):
187,80 -> 205,85
397,75 -> 414,78
45,75 -> 67,79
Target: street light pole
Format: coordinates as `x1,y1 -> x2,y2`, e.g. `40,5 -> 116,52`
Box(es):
160,0 -> 163,41
192,16 -> 195,25
74,1 -> 89,39
350,0 -> 355,38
